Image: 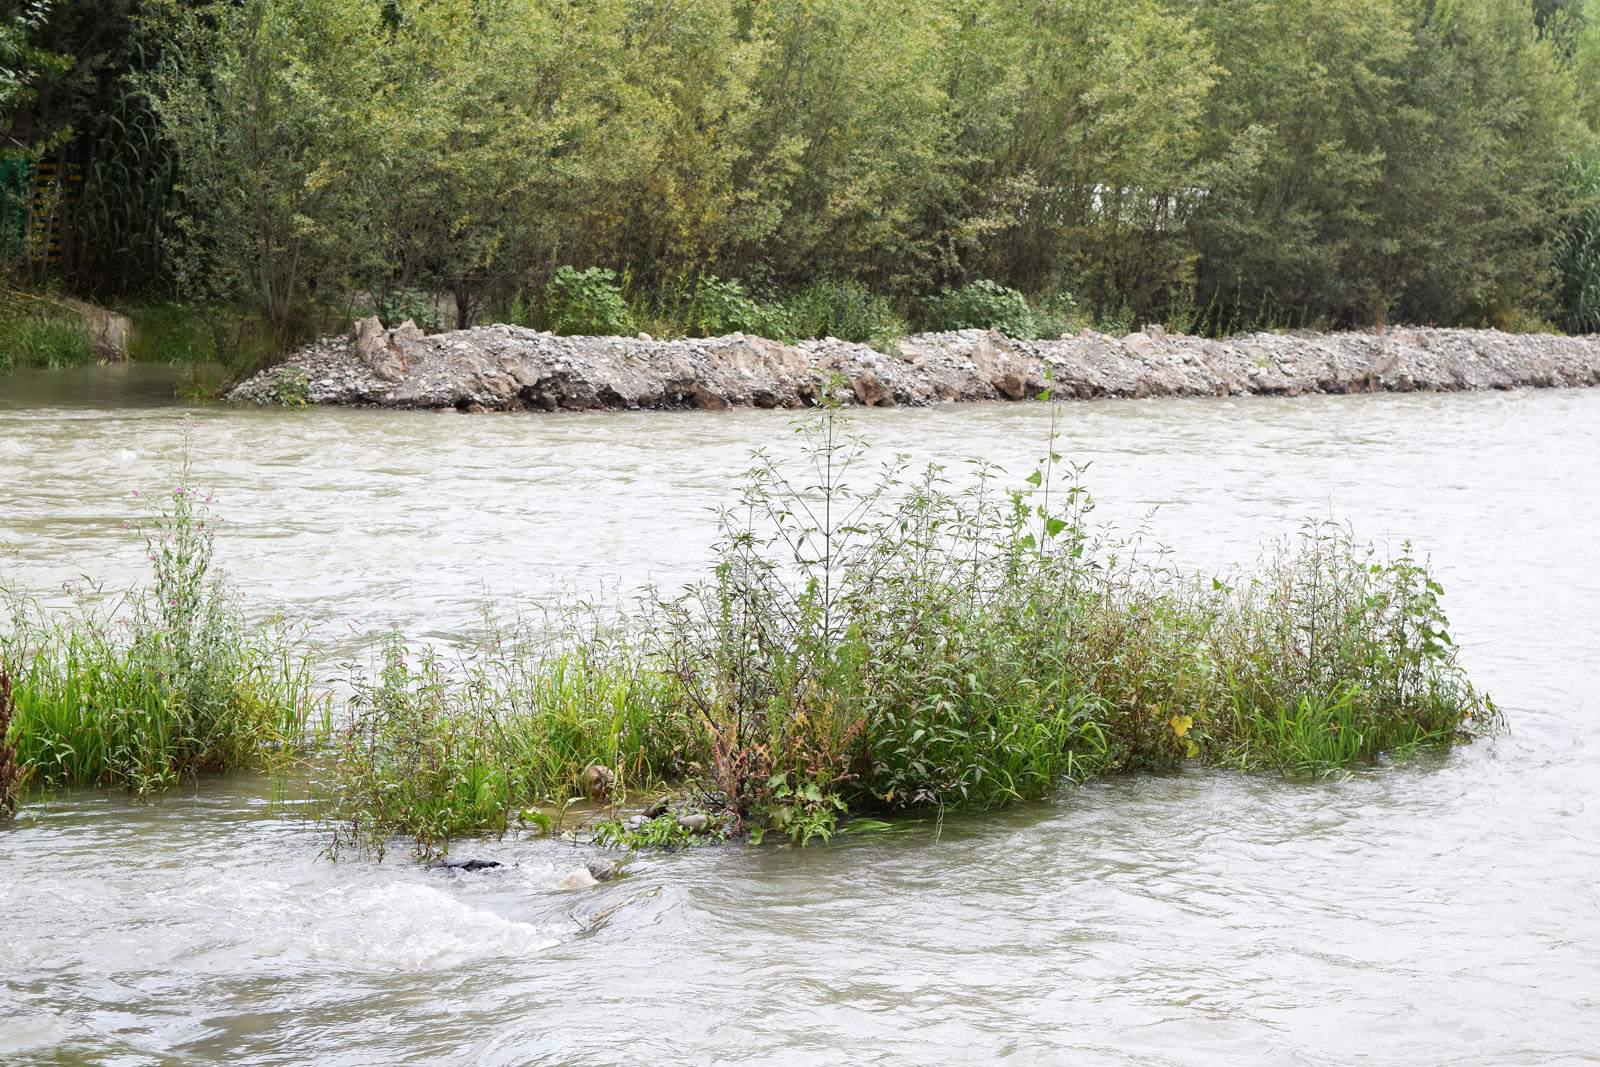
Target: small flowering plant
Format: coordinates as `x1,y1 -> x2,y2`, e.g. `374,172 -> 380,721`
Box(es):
129,426 -> 241,737
141,450 -> 220,637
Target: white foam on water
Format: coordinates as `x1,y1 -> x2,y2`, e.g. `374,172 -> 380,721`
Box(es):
146,873 -> 567,972
296,882 -> 566,969
0,1015 -> 73,1057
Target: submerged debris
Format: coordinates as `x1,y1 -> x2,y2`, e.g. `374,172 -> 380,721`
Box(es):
571,889 -> 658,933
427,858 -> 502,872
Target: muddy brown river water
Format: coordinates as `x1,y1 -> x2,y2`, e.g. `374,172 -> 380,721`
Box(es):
2,364 -> 1598,1065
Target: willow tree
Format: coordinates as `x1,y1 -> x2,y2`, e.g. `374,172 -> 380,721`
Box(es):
735,0 -> 957,293
1375,0 -> 1577,327
148,0 -> 389,327
1186,0 -> 1414,328
948,0 -> 1213,317
361,0 -> 641,327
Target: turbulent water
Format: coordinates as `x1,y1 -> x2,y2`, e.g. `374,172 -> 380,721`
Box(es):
3,363 -> 1598,1065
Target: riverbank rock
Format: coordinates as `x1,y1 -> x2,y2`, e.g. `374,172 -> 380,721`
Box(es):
556,867 -> 598,890
229,318 -> 1600,411
556,857 -> 624,891
58,297 -> 131,359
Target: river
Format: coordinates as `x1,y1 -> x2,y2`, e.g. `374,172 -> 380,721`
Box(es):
2,363 -> 1598,1065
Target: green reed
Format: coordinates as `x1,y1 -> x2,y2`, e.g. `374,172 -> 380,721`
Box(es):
0,292 -> 97,372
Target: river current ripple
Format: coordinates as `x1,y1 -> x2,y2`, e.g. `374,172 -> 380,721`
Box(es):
2,366 -> 1597,1065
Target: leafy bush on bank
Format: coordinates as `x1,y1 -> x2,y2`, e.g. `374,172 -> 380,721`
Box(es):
545,267 -> 637,337
918,280 -> 1040,338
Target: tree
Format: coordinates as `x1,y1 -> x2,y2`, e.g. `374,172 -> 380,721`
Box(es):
147,0 -> 388,326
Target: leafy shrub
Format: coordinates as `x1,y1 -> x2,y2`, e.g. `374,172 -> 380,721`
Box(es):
917,280 -> 1039,338
1029,290 -> 1085,339
780,277 -> 902,346
546,266 -> 636,336
683,274 -> 796,338
270,366 -> 312,408
376,287 -> 446,333
652,384 -> 1494,840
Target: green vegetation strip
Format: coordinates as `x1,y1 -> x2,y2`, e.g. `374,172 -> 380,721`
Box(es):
1,445 -> 326,794
0,408 -> 1497,856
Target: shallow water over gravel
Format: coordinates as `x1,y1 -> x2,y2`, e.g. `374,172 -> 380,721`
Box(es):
3,366 -> 1598,1065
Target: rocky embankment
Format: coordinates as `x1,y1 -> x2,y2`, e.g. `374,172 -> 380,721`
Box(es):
229,316 -> 1600,411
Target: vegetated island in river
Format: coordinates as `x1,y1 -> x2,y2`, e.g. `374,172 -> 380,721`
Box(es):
228,316 -> 1600,412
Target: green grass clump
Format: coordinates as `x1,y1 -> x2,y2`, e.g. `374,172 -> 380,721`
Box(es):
315,623 -> 685,859
1,443 -> 326,795
0,292 -> 98,372
310,383 -> 1495,857
123,302 -> 219,364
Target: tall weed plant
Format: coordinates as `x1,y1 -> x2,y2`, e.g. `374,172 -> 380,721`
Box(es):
649,380 -> 1494,842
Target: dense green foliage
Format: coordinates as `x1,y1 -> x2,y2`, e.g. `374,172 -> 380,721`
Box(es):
918,281 -> 1041,338
4,0 -> 1600,341
314,394 -> 1496,856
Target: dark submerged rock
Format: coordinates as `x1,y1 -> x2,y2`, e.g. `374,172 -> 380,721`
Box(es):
428,858 -> 502,872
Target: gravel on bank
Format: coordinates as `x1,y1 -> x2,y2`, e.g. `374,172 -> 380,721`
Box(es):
228,317 -> 1600,411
